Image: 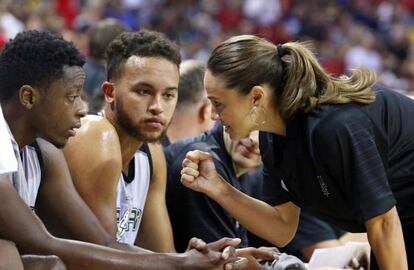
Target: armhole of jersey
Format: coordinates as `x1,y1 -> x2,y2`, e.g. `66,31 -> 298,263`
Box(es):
140,143 -> 153,182
32,141 -> 45,179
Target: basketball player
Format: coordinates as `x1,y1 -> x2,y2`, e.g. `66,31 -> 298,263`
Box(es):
0,29 -> 247,270
0,103 -> 24,270
63,30 -> 180,252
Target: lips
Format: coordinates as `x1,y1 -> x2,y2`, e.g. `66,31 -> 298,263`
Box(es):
68,122 -> 81,137
237,141 -> 259,158
144,118 -> 165,129
68,129 -> 77,137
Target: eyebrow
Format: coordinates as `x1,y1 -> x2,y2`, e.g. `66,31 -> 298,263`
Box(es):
134,82 -> 178,91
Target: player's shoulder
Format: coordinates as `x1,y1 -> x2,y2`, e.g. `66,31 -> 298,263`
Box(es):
64,115 -> 121,166
77,115 -> 119,142
146,142 -> 164,162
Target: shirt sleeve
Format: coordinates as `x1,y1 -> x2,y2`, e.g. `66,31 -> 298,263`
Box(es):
259,132 -> 291,206
314,110 -> 396,223
0,106 -> 17,175
286,210 -> 346,252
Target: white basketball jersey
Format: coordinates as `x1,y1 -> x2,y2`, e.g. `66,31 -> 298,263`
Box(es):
116,145 -> 151,245
0,105 -> 17,174
20,144 -> 42,209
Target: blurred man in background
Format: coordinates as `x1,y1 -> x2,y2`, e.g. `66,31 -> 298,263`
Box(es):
163,60 -> 215,146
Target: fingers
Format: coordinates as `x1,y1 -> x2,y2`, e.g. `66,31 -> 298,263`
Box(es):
222,246 -> 236,260
347,257 -> 367,270
181,164 -> 200,178
207,238 -> 241,253
185,150 -> 212,162
181,175 -> 194,188
182,158 -> 199,170
224,257 -> 249,270
180,155 -> 201,185
257,246 -> 280,259
181,158 -> 200,185
347,257 -> 359,269
236,247 -> 279,261
258,246 -> 279,253
186,237 -> 207,252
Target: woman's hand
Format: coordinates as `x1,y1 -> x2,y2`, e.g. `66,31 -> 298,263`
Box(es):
235,247 -> 280,270
180,150 -> 226,197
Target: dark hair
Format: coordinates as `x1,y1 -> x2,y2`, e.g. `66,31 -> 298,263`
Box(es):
88,18 -> 129,60
177,60 -> 206,109
105,29 -> 181,81
208,35 -> 375,120
0,30 -> 85,102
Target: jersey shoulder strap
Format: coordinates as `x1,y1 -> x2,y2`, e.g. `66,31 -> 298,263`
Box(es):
139,143 -> 153,181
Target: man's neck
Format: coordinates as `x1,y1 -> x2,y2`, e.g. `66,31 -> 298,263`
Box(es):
167,111 -> 202,144
3,102 -> 35,150
232,163 -> 251,178
103,107 -> 143,172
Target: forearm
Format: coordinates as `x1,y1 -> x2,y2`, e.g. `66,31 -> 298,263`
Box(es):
107,240 -> 152,253
135,205 -> 176,252
47,238 -> 182,270
209,176 -> 299,247
135,230 -> 176,253
366,207 -> 407,270
0,239 -> 24,270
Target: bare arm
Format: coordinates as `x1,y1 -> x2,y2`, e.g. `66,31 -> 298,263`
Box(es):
21,255 -> 67,270
0,239 -> 24,270
37,138 -> 152,253
0,175 -> 247,270
181,150 -> 300,247
37,138 -> 118,246
365,206 -> 407,270
63,116 -> 122,237
135,143 -> 175,252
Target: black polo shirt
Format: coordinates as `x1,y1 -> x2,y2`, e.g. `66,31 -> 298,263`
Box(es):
165,125 -> 251,252
260,84 -> 414,232
165,124 -> 346,257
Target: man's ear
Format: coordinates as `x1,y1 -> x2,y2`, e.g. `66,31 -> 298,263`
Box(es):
19,85 -> 38,109
198,99 -> 212,123
101,81 -> 115,103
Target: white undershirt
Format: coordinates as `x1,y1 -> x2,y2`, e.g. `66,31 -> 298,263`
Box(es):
0,104 -> 17,175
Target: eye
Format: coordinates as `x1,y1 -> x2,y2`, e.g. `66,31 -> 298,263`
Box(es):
67,95 -> 80,103
163,92 -> 176,100
137,88 -> 151,96
212,100 -> 223,109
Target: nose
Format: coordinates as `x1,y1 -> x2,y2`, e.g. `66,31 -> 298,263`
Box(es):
249,130 -> 259,144
210,106 -> 221,121
76,99 -> 88,118
148,95 -> 163,115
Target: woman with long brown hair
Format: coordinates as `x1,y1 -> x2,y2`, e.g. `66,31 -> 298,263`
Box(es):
181,35 -> 414,270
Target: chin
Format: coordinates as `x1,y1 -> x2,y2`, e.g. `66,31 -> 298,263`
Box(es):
41,135 -> 67,149
141,132 -> 164,143
51,140 -> 67,149
229,132 -> 246,141
234,158 -> 259,171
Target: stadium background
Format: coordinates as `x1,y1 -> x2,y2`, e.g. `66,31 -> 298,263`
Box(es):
0,0 -> 413,93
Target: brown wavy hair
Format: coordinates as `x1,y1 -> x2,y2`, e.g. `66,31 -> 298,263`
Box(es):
207,35 -> 376,120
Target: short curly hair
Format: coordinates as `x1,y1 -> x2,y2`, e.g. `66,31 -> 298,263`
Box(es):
88,18 -> 129,60
0,30 -> 85,102
106,29 -> 181,81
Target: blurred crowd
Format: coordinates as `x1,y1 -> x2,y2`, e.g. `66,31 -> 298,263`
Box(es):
1,0 -> 414,92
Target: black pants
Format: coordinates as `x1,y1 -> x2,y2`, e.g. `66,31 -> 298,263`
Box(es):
370,223 -> 414,270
